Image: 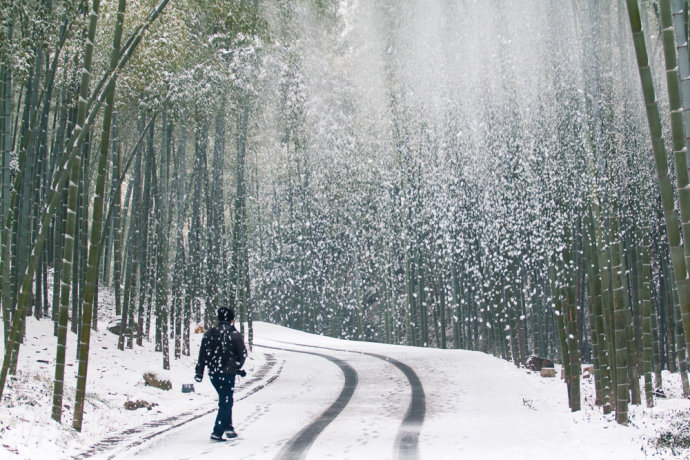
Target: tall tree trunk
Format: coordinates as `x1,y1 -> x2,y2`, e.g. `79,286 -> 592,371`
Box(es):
609,199 -> 630,425
659,0 -> 690,366
73,0 -> 125,431
641,220 -> 655,407
52,0 -> 101,421
119,131 -> 143,351
584,214 -> 610,408
233,98 -> 250,335
112,114 -> 123,317
156,107 -> 171,370
627,0 -> 690,385
0,14 -> 13,347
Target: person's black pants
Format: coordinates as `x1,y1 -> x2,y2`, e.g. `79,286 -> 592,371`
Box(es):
210,373 -> 236,437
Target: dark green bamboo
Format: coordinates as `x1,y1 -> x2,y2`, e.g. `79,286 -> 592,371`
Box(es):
673,289 -> 690,396
659,0 -> 690,369
549,265 -> 572,406
157,108 -> 171,370
54,0 -> 103,423
584,214 -> 610,407
111,115 -> 122,317
119,140 -> 142,351
73,0 -> 125,431
564,238 -> 581,412
608,199 -> 629,425
641,221 -> 654,407
627,0 -> 690,386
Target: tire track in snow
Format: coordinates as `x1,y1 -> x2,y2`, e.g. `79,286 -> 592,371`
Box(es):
367,352 -> 425,460
273,341 -> 426,460
255,344 -> 358,460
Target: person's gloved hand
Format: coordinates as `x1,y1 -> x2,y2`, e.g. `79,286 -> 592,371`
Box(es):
194,374 -> 202,383
237,369 -> 247,377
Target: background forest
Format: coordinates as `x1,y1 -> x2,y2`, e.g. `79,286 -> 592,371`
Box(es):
0,0 -> 686,431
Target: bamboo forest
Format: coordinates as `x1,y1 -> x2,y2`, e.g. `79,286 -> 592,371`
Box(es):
3,0 -> 690,458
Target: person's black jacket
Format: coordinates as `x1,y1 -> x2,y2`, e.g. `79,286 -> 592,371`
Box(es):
195,321 -> 247,377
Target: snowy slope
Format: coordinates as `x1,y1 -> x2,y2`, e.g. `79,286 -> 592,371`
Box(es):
2,319 -> 690,459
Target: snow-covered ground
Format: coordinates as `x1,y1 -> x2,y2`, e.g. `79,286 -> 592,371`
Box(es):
3,311 -> 690,459
0,308 -> 267,459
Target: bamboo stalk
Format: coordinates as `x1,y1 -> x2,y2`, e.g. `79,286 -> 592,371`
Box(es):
626,0 -> 690,403
73,0 -> 127,432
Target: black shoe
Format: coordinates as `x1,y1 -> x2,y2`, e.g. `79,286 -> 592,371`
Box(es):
210,433 -> 227,442
225,429 -> 238,439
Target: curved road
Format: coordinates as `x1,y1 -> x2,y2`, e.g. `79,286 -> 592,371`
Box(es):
118,324 -> 647,460
273,341 -> 426,460
126,338 -> 426,460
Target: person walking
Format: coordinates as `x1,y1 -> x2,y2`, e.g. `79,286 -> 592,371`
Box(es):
195,307 -> 247,441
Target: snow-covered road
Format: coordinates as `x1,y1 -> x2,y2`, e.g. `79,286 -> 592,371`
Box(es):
124,323 -> 645,459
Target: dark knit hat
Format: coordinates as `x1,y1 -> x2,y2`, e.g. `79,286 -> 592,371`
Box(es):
217,307 -> 235,322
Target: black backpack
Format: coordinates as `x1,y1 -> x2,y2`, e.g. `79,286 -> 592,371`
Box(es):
206,323 -> 235,371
